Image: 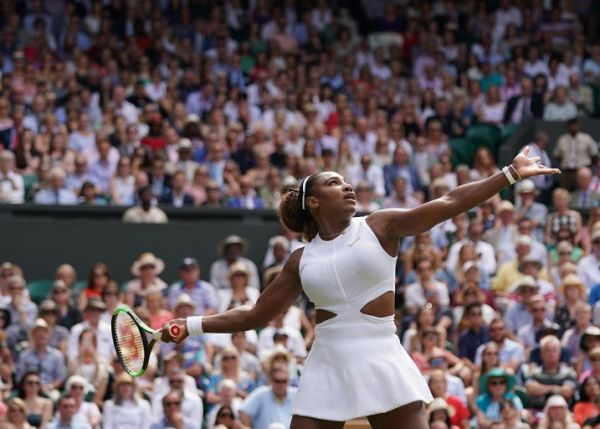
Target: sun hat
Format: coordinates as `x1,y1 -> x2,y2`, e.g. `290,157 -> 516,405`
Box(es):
426,398 -> 455,419
479,368 -> 516,395
580,326 -> 600,352
559,274 -> 586,297
543,395 -> 569,414
509,275 -> 539,293
130,253 -> 165,276
219,235 -> 248,255
229,261 -> 249,277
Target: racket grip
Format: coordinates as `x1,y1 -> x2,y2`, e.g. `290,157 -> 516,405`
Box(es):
169,324 -> 181,337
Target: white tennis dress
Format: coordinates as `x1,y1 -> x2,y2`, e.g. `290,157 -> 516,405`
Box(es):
293,216 -> 433,421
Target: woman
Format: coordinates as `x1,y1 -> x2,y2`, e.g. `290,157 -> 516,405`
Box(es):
102,372 -> 152,429
573,376 -> 600,425
110,157 -> 135,206
210,404 -> 242,429
498,398 -> 530,429
124,253 -> 167,308
185,166 -> 210,206
16,372 -> 52,429
67,329 -> 110,407
537,395 -> 579,429
206,346 -> 255,406
426,398 -> 460,429
428,369 -> 470,429
468,342 -> 501,408
79,263 -> 111,311
162,150 -> 558,428
63,375 -> 101,429
145,287 -> 173,331
470,148 -> 499,182
545,188 -> 582,245
475,368 -> 523,429
217,263 -> 260,314
555,275 -> 588,335
5,398 -> 34,429
402,303 -> 446,355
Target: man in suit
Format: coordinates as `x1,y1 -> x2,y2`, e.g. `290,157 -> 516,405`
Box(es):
503,77 -> 544,124
160,171 -> 194,207
569,167 -> 600,209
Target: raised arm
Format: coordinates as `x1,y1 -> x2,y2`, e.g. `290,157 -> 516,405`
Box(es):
161,249 -> 304,342
369,148 -> 559,243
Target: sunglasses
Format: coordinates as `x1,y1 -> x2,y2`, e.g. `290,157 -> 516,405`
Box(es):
590,357 -> 600,362
273,379 -> 289,384
26,380 -> 40,385
169,379 -> 184,384
164,401 -> 181,407
489,379 -> 507,386
70,385 -> 84,390
222,356 -> 237,361
218,413 -> 234,418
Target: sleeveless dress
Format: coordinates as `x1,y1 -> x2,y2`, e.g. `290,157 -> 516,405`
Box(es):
293,216 -> 433,421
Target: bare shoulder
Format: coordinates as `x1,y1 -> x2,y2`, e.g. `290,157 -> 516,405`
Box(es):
284,247 -> 305,271
366,209 -> 408,237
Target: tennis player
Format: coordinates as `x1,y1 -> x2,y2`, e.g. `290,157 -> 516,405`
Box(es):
162,148 -> 559,428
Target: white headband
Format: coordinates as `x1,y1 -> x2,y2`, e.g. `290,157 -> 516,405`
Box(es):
301,175 -> 313,211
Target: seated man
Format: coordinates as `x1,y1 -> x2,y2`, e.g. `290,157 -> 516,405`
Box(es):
475,318 -> 525,373
517,294 -> 555,357
525,335 -> 577,410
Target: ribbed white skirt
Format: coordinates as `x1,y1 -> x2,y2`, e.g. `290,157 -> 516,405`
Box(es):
292,312 -> 433,421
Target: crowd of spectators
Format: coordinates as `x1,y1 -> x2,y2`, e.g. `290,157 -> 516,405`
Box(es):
1,0 -> 600,429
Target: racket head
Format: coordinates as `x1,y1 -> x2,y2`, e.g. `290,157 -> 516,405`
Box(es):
111,305 -> 154,377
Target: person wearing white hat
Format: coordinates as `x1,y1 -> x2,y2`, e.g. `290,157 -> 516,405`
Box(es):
209,235 -> 260,291
503,275 -> 540,334
514,178 -> 547,240
483,200 -> 518,266
492,235 -> 538,296
0,150 -> 24,203
538,395 -> 579,429
124,253 -> 167,308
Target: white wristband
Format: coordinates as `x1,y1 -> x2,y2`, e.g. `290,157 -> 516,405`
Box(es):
502,166 -> 516,185
186,316 -> 204,336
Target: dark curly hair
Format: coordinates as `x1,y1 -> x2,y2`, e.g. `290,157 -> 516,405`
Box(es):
278,175 -> 319,242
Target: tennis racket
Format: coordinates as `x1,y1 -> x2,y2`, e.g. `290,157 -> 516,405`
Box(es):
111,304 -> 181,377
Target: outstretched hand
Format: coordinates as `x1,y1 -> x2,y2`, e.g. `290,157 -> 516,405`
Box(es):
511,146 -> 561,179
160,318 -> 189,344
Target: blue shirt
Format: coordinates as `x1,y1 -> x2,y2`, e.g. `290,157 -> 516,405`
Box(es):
16,346 -> 66,386
150,417 -> 195,429
167,280 -> 218,315
240,386 -> 297,429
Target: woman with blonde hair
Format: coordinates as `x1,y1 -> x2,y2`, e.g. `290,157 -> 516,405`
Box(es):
206,346 -> 255,407
537,395 -> 579,429
124,253 -> 167,308
67,328 -> 110,408
258,344 -> 298,387
4,398 -> 33,429
102,373 -> 152,429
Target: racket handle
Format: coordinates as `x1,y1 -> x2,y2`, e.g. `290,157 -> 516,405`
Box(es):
169,324 -> 181,338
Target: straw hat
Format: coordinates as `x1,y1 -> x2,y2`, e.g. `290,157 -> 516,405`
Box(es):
559,274 -> 586,297
426,398 -> 455,419
509,275 -> 539,293
174,293 -> 195,310
580,326 -> 600,352
219,235 -> 248,255
115,372 -> 135,387
130,253 -> 165,276
229,261 -> 249,277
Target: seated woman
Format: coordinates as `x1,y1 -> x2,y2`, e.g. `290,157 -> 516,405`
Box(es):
102,373 -> 152,429
257,344 -> 299,388
5,397 -> 34,429
205,346 -> 255,408
217,262 -> 260,314
426,398 -> 461,429
15,371 -> 52,429
428,369 -> 470,429
124,253 -> 167,308
475,368 -> 523,429
537,395 -> 580,429
402,304 -> 447,355
78,263 -> 112,311
573,375 -> 600,426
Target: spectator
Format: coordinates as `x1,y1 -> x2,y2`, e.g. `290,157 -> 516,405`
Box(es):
15,371 -> 52,429
122,186 -> 169,224
16,319 -> 66,400
0,151 -> 24,203
3,275 -> 37,329
578,229 -> 600,290
210,235 -> 260,291
475,318 -> 525,373
109,157 -> 136,206
68,298 -> 112,361
4,398 -> 34,429
537,394 -> 579,429
427,369 -> 470,429
125,253 -> 167,308
46,395 -> 90,429
523,131 -> 553,198
544,85 -> 578,121
151,390 -> 195,429
226,175 -> 265,209
33,167 -> 77,205
525,335 -> 577,410
257,310 -> 306,362
553,118 -> 598,191
475,368 -> 523,429
102,373 -> 152,429
160,171 -> 194,207
562,303 -> 593,365
151,370 -> 203,428
458,302 -> 490,364
217,262 -> 259,314
167,257 -> 218,315
573,375 -> 600,426
570,167 -> 600,209
516,294 -> 555,357
426,398 -> 460,429
239,367 -> 296,429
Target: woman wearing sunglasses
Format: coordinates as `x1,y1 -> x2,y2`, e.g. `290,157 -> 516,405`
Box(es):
475,368 -> 523,429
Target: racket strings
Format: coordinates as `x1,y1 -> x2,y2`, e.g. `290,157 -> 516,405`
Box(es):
114,312 -> 145,374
